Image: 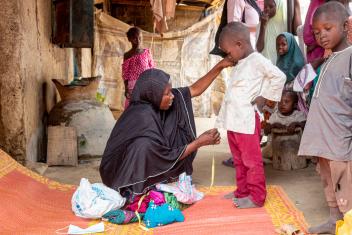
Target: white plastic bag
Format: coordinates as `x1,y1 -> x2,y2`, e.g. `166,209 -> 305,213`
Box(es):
156,172 -> 204,204
72,178 -> 126,219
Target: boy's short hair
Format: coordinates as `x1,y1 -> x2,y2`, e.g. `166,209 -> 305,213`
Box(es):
313,1 -> 349,24
219,22 -> 251,44
126,27 -> 141,39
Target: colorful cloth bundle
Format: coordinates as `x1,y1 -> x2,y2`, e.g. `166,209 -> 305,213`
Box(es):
102,209 -> 143,224
126,190 -> 165,213
143,201 -> 184,228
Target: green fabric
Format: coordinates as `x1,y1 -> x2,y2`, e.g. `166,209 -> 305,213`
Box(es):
163,192 -> 189,211
102,209 -> 143,224
276,32 -> 305,83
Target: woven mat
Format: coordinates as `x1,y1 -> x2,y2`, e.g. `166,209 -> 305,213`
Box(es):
0,150 -> 308,234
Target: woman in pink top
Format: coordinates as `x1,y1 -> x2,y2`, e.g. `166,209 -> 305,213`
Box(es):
303,0 -> 325,64
122,27 -> 155,108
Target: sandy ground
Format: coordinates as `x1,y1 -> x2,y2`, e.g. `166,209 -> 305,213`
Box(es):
44,117 -> 329,229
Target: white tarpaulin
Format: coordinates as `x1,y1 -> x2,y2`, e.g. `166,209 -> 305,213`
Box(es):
93,8 -> 227,117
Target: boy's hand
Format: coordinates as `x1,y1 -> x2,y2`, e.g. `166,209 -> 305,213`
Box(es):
252,96 -> 267,113
264,123 -> 272,135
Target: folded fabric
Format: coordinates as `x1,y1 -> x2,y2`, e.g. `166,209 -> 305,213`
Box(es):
143,201 -> 184,228
163,192 -> 189,211
156,173 -> 204,204
126,190 -> 165,213
102,209 -> 143,224
293,64 -> 316,92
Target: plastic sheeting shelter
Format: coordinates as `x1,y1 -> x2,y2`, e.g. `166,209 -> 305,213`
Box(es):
93,8 -> 227,117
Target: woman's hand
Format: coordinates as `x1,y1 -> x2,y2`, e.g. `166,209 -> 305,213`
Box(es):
196,128 -> 221,146
218,55 -> 235,69
180,129 -> 220,160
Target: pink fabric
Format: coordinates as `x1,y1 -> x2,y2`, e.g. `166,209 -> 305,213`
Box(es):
122,49 -> 155,108
303,0 -> 325,63
125,190 -> 165,213
227,113 -> 266,206
348,16 -> 352,43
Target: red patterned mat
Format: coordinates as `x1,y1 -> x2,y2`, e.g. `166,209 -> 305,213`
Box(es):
0,150 -> 308,234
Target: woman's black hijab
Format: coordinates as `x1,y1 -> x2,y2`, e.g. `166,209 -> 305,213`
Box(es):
100,68 -> 197,196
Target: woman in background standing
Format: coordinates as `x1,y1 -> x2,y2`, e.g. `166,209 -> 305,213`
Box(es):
122,27 -> 155,108
256,0 -> 301,64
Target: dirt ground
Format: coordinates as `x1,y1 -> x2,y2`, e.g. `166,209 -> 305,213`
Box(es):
44,117 -> 329,230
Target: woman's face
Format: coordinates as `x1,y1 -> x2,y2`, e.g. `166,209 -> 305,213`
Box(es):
264,0 -> 276,18
129,32 -> 142,48
276,35 -> 288,55
159,84 -> 174,110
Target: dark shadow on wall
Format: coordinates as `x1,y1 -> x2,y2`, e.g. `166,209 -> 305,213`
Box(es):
39,82 -> 49,163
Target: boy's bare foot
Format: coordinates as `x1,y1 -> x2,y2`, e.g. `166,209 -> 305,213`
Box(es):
308,219 -> 337,234
224,192 -> 234,199
234,197 -> 260,209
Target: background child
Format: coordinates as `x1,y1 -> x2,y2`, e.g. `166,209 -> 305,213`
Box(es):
298,2 -> 352,234
216,22 -> 286,208
256,0 -> 301,64
276,33 -> 305,90
264,90 -> 306,135
122,27 -> 154,108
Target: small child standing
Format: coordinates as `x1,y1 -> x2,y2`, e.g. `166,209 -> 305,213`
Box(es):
264,90 -> 306,135
216,22 -> 286,208
298,2 -> 352,234
276,32 -> 305,90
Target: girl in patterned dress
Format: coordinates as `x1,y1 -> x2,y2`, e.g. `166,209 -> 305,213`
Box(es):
122,27 -> 155,108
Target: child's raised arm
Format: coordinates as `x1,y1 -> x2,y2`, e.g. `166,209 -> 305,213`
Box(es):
189,56 -> 234,98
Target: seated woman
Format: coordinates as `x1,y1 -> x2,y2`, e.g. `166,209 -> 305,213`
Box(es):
100,60 -> 231,198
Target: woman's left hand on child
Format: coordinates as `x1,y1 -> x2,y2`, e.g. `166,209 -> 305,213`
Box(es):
219,55 -> 236,68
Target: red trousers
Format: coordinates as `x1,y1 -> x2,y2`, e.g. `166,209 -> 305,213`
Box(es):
227,113 -> 266,206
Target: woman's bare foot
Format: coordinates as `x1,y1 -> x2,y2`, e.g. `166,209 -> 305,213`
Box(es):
234,197 -> 260,209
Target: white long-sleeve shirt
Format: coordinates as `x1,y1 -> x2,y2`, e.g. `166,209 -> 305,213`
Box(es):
215,52 -> 286,134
